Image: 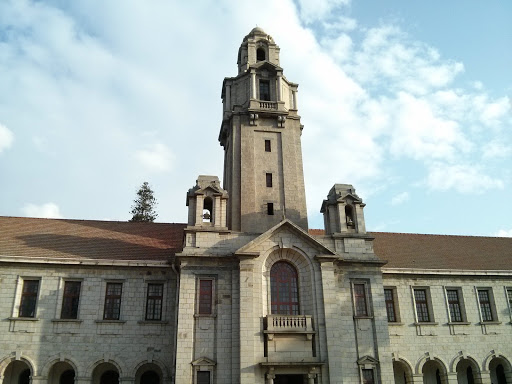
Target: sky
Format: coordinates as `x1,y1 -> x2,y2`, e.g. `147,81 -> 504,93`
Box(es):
0,0 -> 511,237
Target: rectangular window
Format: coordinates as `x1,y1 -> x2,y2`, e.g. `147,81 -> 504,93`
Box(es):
265,139 -> 271,152
446,289 -> 463,322
414,289 -> 431,322
196,371 -> 210,384
266,173 -> 273,187
362,369 -> 375,384
259,80 -> 270,101
145,283 -> 163,321
61,281 -> 81,319
267,202 -> 274,215
478,289 -> 494,322
19,280 -> 39,318
384,288 -> 397,322
507,288 -> 512,316
104,282 -> 122,320
198,279 -> 213,315
354,283 -> 368,317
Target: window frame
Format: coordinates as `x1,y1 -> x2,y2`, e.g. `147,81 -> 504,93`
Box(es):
352,281 -> 372,318
145,282 -> 164,321
384,287 -> 400,323
18,279 -> 40,318
103,282 -> 123,320
264,139 -> 271,152
443,287 -> 468,324
506,287 -> 512,322
412,287 -> 435,324
196,278 -> 215,316
265,173 -> 273,187
476,287 -> 498,323
259,79 -> 271,101
267,202 -> 274,215
270,261 -> 300,315
361,368 -> 375,384
60,280 -> 82,320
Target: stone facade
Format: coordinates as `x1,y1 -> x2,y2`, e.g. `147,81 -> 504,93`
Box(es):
1,28 -> 511,384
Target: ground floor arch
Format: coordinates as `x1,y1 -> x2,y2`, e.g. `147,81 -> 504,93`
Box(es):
393,360 -> 413,384
455,358 -> 481,384
135,363 -> 163,384
92,363 -> 120,384
48,361 -> 76,384
422,360 -> 448,384
490,356 -> 512,384
2,360 -> 32,384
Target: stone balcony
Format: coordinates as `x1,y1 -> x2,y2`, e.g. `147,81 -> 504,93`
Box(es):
248,99 -> 288,114
264,315 -> 317,363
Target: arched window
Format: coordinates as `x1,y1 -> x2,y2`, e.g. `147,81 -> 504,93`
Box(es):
257,47 -> 266,61
270,261 -> 299,315
203,197 -> 213,223
60,370 -> 75,384
345,204 -> 355,228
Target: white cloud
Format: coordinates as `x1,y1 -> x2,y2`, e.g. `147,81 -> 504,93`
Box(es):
135,143 -> 174,172
425,163 -> 504,193
22,203 -> 63,219
495,229 -> 512,237
295,0 -> 350,23
482,140 -> 512,160
391,192 -> 410,206
0,123 -> 14,153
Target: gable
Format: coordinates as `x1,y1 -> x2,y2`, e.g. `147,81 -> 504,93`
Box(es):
235,219 -> 335,258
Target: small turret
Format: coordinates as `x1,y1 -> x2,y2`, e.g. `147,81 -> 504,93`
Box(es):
186,176 -> 228,229
320,184 -> 366,235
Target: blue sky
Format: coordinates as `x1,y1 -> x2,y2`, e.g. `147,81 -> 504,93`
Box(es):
0,0 -> 511,237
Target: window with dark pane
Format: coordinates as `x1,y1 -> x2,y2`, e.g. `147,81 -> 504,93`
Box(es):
197,371 -> 210,384
354,283 -> 368,316
267,203 -> 274,215
446,289 -> 462,322
266,173 -> 273,187
259,80 -> 270,101
19,280 -> 39,318
384,288 -> 396,322
61,281 -> 81,319
146,283 -> 163,320
478,289 -> 493,321
256,47 -> 266,61
414,289 -> 430,322
198,279 -> 213,315
362,369 -> 374,384
270,261 -> 299,315
265,139 -> 271,152
104,282 -> 122,320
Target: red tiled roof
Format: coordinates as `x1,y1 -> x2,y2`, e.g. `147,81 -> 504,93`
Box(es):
0,217 -> 186,262
309,229 -> 512,271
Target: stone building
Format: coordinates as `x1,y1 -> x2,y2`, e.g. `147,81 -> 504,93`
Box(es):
1,28 -> 511,384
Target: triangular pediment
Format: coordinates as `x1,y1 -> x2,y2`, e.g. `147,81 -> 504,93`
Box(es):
235,219 -> 336,257
251,60 -> 282,72
191,357 -> 216,366
357,355 -> 379,366
337,193 -> 362,204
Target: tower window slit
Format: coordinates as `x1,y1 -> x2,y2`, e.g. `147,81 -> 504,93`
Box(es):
266,173 -> 273,187
267,203 -> 274,215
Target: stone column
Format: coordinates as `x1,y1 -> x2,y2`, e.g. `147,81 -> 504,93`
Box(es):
239,260 -> 257,384
479,370 -> 492,384
307,373 -> 317,384
446,372 -> 458,384
276,74 -> 282,102
30,376 -> 46,384
120,377 -> 135,384
75,377 -> 90,384
318,260 -> 344,383
195,194 -> 204,226
265,373 -> 275,384
412,373 -> 424,384
225,84 -> 231,111
251,72 -> 257,99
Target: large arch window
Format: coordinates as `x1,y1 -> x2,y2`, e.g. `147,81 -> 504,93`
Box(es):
270,261 -> 299,315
